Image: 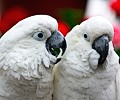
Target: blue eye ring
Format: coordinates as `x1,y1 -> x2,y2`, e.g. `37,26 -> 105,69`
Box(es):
33,32 -> 46,41
83,33 -> 90,42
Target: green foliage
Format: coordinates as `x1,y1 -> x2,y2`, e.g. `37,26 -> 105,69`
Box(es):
57,8 -> 84,28
115,49 -> 120,57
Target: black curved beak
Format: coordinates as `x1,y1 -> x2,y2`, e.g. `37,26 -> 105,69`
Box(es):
92,34 -> 110,65
46,31 -> 67,63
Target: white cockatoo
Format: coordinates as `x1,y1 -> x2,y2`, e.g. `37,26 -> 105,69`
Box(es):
53,16 -> 120,100
0,15 -> 67,100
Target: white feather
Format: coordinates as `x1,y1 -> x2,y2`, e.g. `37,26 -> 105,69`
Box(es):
53,16 -> 120,100
0,15 -> 58,100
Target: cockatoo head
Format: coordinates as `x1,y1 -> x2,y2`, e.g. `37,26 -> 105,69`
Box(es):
66,16 -> 114,65
0,15 -> 66,79
0,15 -> 67,68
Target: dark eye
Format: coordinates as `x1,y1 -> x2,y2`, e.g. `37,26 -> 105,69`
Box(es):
83,33 -> 90,41
33,32 -> 46,41
84,34 -> 88,38
38,33 -> 43,38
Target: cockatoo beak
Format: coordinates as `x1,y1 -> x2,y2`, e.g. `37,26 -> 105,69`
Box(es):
46,31 -> 67,62
92,34 -> 110,65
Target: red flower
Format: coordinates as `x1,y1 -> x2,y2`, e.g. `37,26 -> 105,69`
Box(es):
0,6 -> 29,34
110,0 -> 120,16
58,21 -> 70,36
112,24 -> 120,49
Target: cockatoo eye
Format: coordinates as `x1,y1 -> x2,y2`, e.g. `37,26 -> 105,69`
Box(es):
83,33 -> 90,41
38,33 -> 43,38
33,32 -> 46,41
84,34 -> 87,38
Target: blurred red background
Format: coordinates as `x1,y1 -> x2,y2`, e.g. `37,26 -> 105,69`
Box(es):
0,0 -> 87,35
1,0 -> 120,56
